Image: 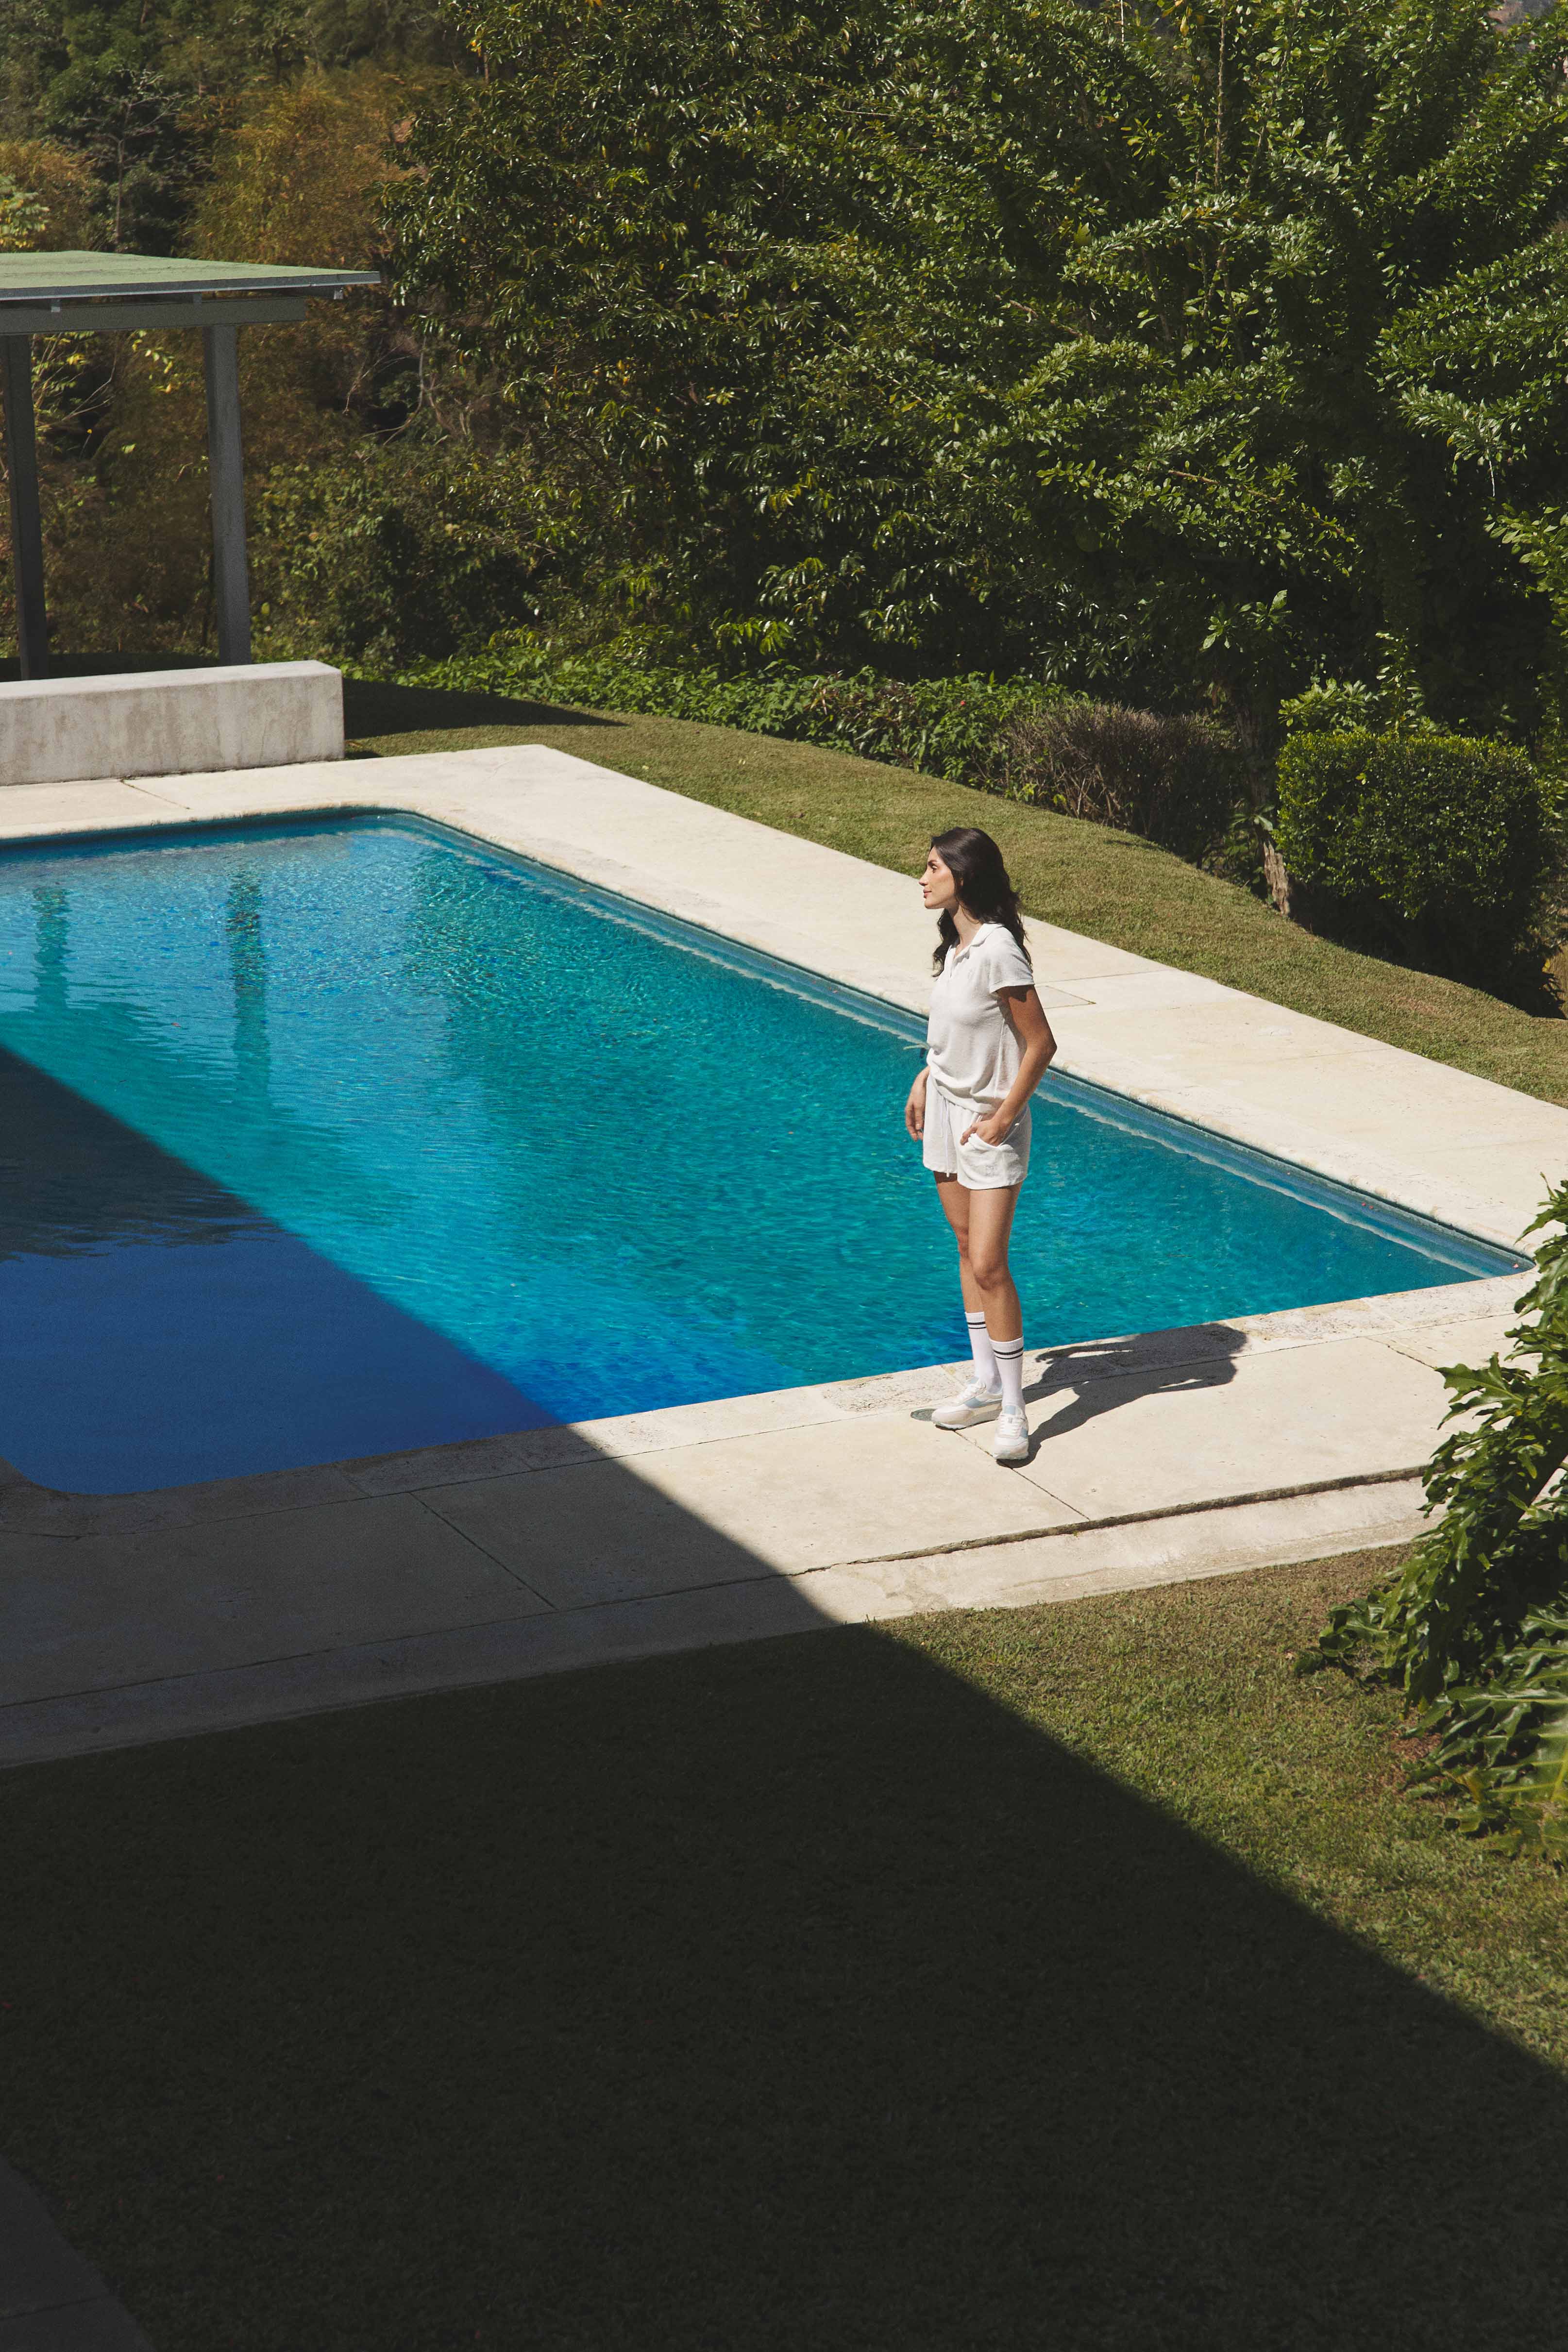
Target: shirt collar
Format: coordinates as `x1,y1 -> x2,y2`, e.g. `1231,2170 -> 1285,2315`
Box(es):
950,922 -> 997,962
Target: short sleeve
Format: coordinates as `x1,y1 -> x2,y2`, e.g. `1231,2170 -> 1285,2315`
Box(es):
982,932 -> 1034,994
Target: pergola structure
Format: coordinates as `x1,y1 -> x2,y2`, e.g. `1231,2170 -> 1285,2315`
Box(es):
0,251 -> 379,678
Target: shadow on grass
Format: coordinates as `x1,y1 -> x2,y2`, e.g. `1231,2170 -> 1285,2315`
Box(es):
341,675 -> 623,741
0,660 -> 621,746
2,1627 -> 1564,2351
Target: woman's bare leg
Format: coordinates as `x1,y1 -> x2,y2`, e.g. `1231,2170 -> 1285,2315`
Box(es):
933,1176 -> 1022,1340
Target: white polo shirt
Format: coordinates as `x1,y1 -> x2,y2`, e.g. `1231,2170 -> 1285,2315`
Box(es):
925,922 -> 1036,1113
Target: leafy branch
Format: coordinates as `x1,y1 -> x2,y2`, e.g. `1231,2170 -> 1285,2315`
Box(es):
1311,1175 -> 1568,1854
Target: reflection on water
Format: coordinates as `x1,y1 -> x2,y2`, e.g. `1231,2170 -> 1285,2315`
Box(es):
226,871 -> 270,1100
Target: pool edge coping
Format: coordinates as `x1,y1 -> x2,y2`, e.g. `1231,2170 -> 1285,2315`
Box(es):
0,748 -> 1546,1529
0,1271 -> 1526,1538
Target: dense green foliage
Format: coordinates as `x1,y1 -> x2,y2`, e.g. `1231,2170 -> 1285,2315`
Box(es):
251,448 -> 558,663
5,0 -> 1568,999
1002,700 -> 1243,859
405,641 -> 1254,867
1276,726 -> 1557,987
389,0 -> 1568,732
0,0 -> 458,249
1315,1182 -> 1568,1853
403,641 -> 1065,784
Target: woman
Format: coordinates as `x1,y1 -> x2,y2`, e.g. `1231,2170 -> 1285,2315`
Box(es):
905,827 -> 1057,1462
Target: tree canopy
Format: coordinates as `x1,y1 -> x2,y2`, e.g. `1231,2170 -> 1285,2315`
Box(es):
0,0 -> 459,249
390,0 -> 1568,731
6,0 -> 1568,738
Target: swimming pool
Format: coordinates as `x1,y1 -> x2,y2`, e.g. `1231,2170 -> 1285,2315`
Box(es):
0,813 -> 1520,1492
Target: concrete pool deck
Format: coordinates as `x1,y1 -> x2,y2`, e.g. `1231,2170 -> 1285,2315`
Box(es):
0,744 -> 1560,1765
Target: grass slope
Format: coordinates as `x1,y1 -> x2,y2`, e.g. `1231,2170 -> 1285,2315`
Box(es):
346,677 -> 1568,1107
3,1555 -> 1565,2351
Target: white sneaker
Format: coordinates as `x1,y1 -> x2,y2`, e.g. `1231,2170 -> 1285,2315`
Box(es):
992,1407 -> 1029,1463
931,1378 -> 1004,1430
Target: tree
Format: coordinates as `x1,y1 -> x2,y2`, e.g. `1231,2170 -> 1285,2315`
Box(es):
0,0 -> 463,252
389,0 -> 1568,730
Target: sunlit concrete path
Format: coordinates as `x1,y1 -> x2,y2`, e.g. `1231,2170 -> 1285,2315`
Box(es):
0,746 -> 1555,1765
0,1276 -> 1520,1767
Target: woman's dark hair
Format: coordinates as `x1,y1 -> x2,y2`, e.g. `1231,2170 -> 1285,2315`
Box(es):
929,827 -> 1031,973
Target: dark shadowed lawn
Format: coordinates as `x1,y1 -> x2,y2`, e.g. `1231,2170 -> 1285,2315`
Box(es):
1,1552 -> 1564,2350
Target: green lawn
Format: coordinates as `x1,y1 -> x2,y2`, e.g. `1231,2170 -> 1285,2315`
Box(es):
3,1552 -> 1565,2350
344,675 -> 1568,1107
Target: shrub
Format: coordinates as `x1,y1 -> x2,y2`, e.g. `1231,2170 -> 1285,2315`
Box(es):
1274,727 -> 1558,992
1000,703 -> 1244,860
402,642 -> 1252,868
1276,679 -> 1378,736
1310,1179 -> 1568,1854
404,642 -> 1064,788
250,449 -> 561,669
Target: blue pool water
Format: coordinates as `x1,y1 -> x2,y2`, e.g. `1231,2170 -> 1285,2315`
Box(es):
0,814 -> 1519,1493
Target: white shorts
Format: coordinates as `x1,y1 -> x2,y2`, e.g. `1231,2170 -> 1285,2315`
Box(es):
922,1081 -> 1030,1190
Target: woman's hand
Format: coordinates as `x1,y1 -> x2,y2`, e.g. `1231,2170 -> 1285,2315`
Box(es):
961,1108 -> 1012,1149
905,1068 -> 928,1140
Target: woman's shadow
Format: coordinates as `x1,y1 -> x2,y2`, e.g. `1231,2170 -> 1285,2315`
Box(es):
915,1322 -> 1245,1461
1032,1322 -> 1244,1431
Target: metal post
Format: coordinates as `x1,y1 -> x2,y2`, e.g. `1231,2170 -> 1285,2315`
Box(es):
202,322 -> 251,665
2,337 -> 48,679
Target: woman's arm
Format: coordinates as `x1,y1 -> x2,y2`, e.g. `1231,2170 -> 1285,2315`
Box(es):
904,1062 -> 928,1139
961,988 -> 1056,1145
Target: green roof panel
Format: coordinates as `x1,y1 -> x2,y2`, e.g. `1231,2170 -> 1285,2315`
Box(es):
0,251 -> 379,303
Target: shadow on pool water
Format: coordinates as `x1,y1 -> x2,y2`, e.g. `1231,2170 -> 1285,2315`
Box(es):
0,1045 -> 557,1492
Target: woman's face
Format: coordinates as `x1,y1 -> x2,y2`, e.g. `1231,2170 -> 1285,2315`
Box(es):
921,849 -> 960,913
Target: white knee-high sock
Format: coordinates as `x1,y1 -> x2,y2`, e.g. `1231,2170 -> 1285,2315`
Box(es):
965,1310 -> 999,1390
993,1335 -> 1025,1413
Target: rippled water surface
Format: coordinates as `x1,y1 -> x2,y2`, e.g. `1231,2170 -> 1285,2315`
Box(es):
0,815 -> 1518,1491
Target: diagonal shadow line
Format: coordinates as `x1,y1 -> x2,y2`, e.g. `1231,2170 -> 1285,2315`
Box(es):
0,1613 -> 1564,2350
0,949 -> 1559,2343
0,1040 -> 843,1714
341,674 -> 625,738
4,818 -> 1556,2345
0,1041 -> 563,1498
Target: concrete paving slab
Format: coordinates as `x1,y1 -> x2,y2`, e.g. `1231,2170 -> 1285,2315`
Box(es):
979,914 -> 1154,983
1053,1003 -> 1394,1072
0,1494 -> 546,1703
0,1571 -> 834,1767
0,1476 -> 1431,1771
0,2159 -> 153,2351
798,1476 -> 1431,1621
1378,1314 -> 1520,1372
0,780 -> 165,832
0,1456 -> 369,1541
960,1335 -> 1446,1517
422,1416 -> 1084,1608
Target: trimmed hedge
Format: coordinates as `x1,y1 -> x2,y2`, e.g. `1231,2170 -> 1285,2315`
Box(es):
1275,728 -> 1557,990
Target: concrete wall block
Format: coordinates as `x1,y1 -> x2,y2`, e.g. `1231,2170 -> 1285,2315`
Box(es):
0,662 -> 344,787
